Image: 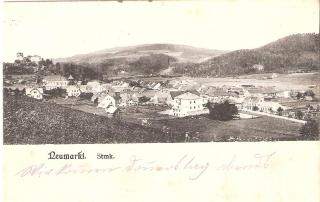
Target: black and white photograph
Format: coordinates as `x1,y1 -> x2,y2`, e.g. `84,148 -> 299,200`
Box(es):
2,0 -> 319,144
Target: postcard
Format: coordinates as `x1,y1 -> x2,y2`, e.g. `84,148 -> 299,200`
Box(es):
2,0 -> 319,202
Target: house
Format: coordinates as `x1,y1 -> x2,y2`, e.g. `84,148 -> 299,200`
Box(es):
154,90 -> 171,105
242,96 -> 288,113
79,85 -> 88,93
139,90 -> 159,104
252,64 -> 264,71
66,85 -> 81,97
26,87 -> 44,100
242,96 -> 264,111
29,55 -> 42,64
227,87 -> 245,96
170,91 -> 207,117
97,93 -> 122,109
204,88 -> 239,103
259,101 -> 288,113
98,94 -> 116,108
276,90 -> 292,98
42,75 -> 68,90
260,87 -> 278,98
16,52 -> 24,61
305,96 -> 314,101
246,87 -> 264,97
86,80 -> 104,93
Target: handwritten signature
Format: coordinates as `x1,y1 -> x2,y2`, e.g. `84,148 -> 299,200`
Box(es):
15,152 -> 275,180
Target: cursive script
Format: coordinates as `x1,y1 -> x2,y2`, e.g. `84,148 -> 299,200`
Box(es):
15,153 -> 276,180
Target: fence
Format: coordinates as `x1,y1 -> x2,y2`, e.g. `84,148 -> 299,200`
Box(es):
241,109 -> 306,124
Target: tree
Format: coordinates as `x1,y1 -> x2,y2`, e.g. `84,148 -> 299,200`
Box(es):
277,107 -> 284,116
296,92 -> 303,100
207,101 -> 239,121
44,88 -> 66,98
252,106 -> 259,111
295,110 -> 304,120
138,96 -> 151,103
79,92 -> 93,100
304,90 -> 315,98
299,119 -> 319,140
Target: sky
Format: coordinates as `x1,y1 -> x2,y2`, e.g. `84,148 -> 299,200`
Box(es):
2,0 -> 319,62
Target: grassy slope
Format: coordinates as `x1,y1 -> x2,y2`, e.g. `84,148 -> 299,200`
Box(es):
3,95 -> 184,144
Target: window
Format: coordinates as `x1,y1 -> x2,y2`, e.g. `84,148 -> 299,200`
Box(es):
194,101 -> 195,103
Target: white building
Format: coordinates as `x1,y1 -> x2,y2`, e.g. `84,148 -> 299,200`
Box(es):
86,80 -> 104,93
29,55 -> 42,63
43,75 -> 68,90
16,52 -> 24,61
66,85 -> 81,97
171,91 -> 207,117
26,87 -> 44,100
243,96 -> 288,113
98,94 -> 117,109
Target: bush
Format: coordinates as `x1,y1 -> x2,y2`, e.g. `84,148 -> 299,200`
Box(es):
299,119 -> 319,140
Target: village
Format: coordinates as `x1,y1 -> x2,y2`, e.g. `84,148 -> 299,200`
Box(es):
3,52 -> 320,142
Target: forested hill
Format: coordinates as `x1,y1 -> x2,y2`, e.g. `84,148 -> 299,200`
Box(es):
53,44 -> 227,76
51,33 -> 319,78
172,33 -> 320,76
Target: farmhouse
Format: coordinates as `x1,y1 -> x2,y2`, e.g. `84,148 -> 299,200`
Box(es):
242,96 -> 288,113
66,85 -> 81,97
42,75 -> 68,90
276,90 -> 292,98
170,91 -> 207,117
97,93 -> 122,109
203,88 -> 239,103
26,87 -> 44,100
242,96 -> 264,111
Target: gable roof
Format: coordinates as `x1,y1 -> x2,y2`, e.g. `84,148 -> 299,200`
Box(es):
43,75 -> 67,81
170,90 -> 200,99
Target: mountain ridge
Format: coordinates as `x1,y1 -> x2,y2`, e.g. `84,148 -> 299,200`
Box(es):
53,33 -> 320,77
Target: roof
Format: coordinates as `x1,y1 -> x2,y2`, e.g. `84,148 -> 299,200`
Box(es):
204,88 -> 238,97
91,91 -> 108,101
43,75 -> 67,81
68,75 -> 74,80
140,90 -> 158,98
174,91 -> 201,100
67,85 -> 80,90
170,90 -> 200,99
243,96 -> 263,103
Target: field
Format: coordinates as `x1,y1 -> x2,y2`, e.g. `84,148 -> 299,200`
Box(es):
147,114 -> 303,142
62,101 -> 305,141
51,100 -> 305,141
